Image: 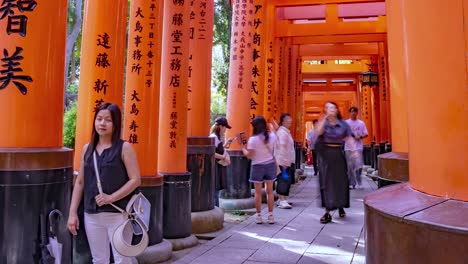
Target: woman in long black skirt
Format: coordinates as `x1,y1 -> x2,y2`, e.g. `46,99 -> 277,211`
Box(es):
315,102 -> 352,224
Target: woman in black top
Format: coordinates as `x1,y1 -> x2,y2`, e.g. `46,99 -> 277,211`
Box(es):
315,102 -> 352,224
209,117 -> 234,206
67,103 -> 141,263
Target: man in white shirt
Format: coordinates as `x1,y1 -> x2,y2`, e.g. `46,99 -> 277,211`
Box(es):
344,107 -> 368,188
273,114 -> 295,209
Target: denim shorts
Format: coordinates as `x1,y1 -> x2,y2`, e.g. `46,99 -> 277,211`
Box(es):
249,161 -> 277,183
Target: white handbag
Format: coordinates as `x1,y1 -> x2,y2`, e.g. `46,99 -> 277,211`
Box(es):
217,150 -> 231,166
93,151 -> 150,257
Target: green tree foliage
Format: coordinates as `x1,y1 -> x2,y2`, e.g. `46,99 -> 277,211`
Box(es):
210,91 -> 227,124
63,102 -> 78,148
213,0 -> 232,96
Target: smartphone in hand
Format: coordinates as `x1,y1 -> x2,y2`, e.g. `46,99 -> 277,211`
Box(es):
239,132 -> 247,145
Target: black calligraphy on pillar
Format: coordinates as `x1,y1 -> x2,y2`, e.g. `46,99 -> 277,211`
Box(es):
169,111 -> 178,148
128,87 -> 142,144
94,79 -> 108,95
168,1 -> 186,149
94,98 -> 104,112
197,1 -> 207,40
250,1 -> 262,117
234,1 -> 254,90
97,33 -> 111,49
0,47 -> 32,95
95,53 -> 111,68
250,97 -> 258,110
380,56 -> 387,101
266,53 -> 274,113
0,0 -> 37,37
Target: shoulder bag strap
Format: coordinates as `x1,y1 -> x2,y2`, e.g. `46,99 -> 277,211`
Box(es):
93,151 -> 126,214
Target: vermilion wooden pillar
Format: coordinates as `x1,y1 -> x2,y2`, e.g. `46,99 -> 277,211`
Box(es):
158,0 -> 196,247
187,0 -> 214,136
221,0 -> 256,212
274,37 -> 284,117
387,0 -> 408,153
262,3 -> 275,121
186,0 -> 224,236
74,0 -> 128,169
122,1 -> 168,258
249,0 -> 266,120
226,0 -> 255,148
360,83 -> 373,145
365,2 -> 468,263
369,59 -> 380,142
377,42 -> 390,142
289,44 -> 298,136
0,1 -> 73,262
403,1 -> 467,200
281,37 -> 291,115
294,55 -> 304,142
123,0 -> 163,178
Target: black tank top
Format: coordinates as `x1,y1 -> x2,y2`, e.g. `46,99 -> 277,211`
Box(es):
83,139 -> 133,214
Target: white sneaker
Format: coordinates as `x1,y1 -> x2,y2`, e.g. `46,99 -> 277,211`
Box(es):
267,214 -> 275,224
278,200 -> 292,209
256,214 -> 262,224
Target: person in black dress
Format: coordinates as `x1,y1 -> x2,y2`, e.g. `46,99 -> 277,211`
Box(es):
315,102 -> 352,224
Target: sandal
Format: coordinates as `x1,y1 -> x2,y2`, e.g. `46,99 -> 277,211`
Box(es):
320,213 -> 332,224
339,208 -> 346,218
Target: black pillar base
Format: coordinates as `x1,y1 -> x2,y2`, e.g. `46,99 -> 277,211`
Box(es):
162,172 -> 192,239
219,150 -> 250,199
363,144 -> 372,165
377,152 -> 409,189
0,148 -> 73,264
140,177 -> 164,245
187,137 -> 216,212
365,183 -> 468,264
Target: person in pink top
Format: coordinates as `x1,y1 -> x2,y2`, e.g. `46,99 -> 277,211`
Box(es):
239,116 -> 277,224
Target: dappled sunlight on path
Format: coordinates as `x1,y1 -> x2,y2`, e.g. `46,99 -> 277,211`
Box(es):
164,166 -> 377,264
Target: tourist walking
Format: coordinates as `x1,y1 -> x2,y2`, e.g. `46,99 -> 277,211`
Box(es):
315,102 -> 352,224
344,107 -> 368,188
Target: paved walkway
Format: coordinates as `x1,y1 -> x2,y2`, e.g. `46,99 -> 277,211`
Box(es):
167,167 -> 377,264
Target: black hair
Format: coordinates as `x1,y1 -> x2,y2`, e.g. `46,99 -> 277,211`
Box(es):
349,106 -> 359,113
279,113 -> 291,127
312,119 -> 318,125
326,101 -> 343,120
84,102 -> 122,161
251,116 -> 269,144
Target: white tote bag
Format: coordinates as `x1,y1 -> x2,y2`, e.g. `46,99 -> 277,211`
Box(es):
93,151 -> 151,257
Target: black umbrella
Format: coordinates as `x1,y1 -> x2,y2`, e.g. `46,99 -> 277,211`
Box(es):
40,213 -> 55,264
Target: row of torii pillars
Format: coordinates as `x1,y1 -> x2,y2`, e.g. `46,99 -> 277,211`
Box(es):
0,0 -> 466,263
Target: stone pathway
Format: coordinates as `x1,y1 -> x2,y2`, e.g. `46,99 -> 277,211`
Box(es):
164,167 -> 377,264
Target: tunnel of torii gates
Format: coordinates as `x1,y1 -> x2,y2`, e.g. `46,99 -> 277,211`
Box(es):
0,0 -> 466,263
